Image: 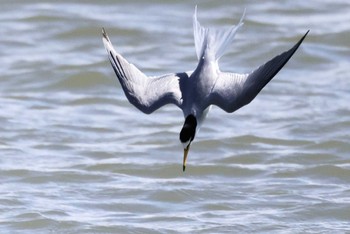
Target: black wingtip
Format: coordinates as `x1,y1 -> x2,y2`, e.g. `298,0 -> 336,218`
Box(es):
183,165 -> 186,172
289,30 -> 309,55
296,30 -> 310,47
302,30 -> 310,40
102,27 -> 109,41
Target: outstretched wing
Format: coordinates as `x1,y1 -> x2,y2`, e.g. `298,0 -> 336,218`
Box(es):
102,28 -> 188,114
208,30 -> 309,113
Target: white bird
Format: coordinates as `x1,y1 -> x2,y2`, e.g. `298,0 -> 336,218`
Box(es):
102,7 -> 309,171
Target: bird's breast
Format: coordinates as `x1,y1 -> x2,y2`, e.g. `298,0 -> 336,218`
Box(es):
181,62 -> 218,117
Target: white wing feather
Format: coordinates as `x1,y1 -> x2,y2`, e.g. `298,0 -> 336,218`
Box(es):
208,30 -> 309,113
102,28 -> 189,114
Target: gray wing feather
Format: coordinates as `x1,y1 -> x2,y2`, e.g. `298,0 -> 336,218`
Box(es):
102,28 -> 186,114
209,30 -> 309,113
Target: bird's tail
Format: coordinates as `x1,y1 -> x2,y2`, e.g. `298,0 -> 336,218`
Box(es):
193,6 -> 245,61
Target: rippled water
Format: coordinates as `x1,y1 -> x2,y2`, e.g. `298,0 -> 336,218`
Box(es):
1,1 -> 350,233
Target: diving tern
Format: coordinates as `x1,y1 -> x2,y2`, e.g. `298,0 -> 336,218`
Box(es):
102,7 -> 309,171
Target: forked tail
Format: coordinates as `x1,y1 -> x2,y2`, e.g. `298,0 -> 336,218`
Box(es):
193,6 -> 245,61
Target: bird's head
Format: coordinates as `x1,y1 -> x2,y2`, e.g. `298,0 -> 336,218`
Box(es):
179,114 -> 197,171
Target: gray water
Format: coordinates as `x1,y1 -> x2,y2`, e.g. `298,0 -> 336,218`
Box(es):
1,1 -> 350,233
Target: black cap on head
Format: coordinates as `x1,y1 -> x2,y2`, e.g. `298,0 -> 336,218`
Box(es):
180,114 -> 197,144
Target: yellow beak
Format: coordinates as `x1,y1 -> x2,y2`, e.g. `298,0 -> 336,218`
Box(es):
183,144 -> 190,171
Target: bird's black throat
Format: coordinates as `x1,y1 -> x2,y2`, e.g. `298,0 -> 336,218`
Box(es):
180,114 -> 197,143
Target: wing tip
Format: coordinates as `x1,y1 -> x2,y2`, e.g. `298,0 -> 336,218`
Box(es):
298,30 -> 310,45
292,29 -> 309,52
302,29 -> 310,40
102,27 -> 110,42
102,27 -> 115,54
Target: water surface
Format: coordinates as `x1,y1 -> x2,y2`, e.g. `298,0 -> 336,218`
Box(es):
0,1 -> 350,233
